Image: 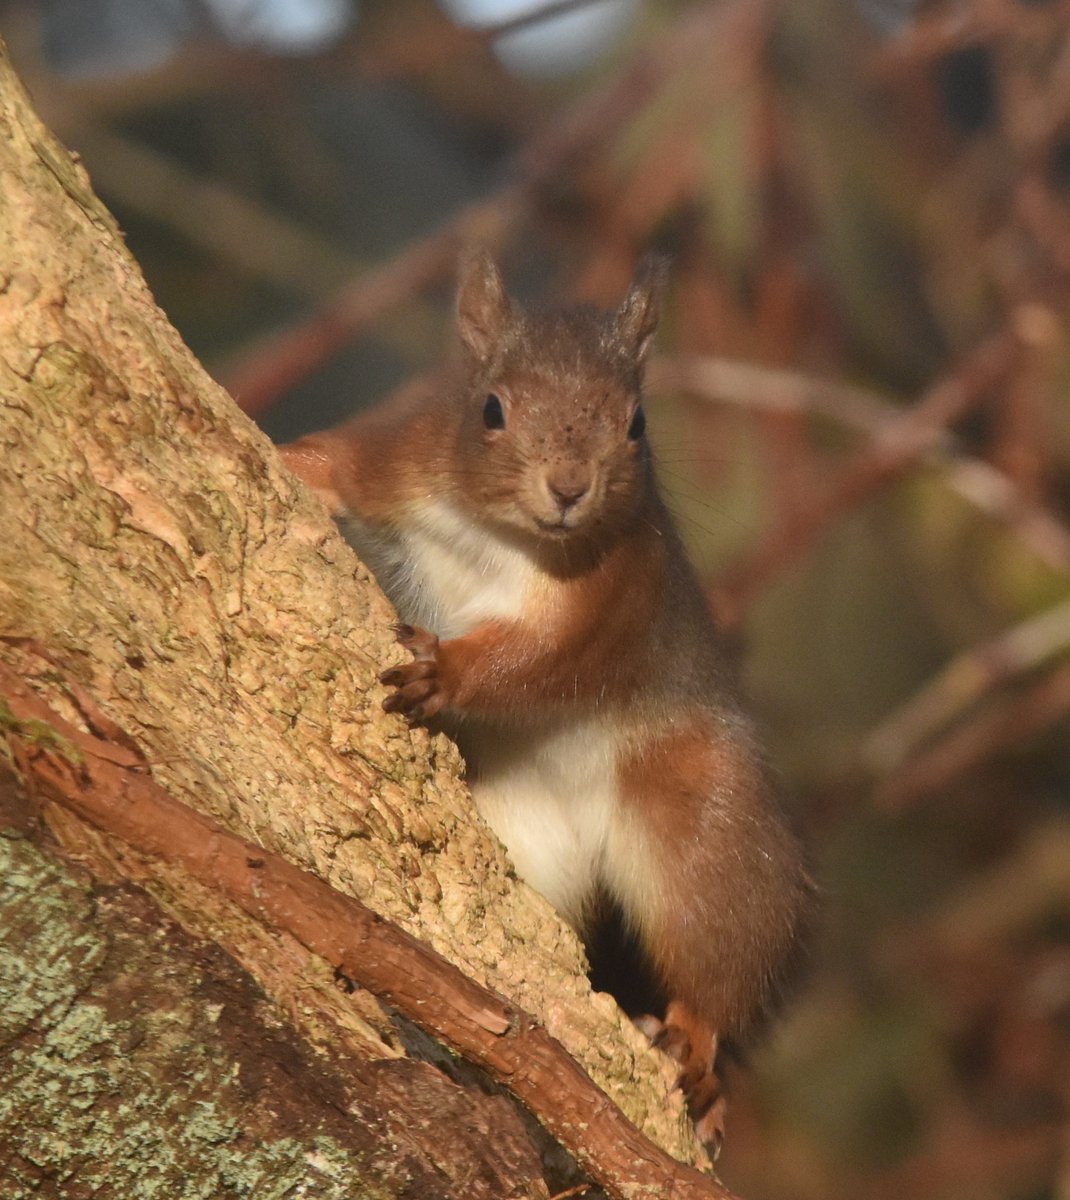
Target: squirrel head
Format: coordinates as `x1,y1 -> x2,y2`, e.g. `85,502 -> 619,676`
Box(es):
450,250 -> 665,550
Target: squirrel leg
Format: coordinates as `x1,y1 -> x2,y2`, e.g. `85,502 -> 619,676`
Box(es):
614,719 -> 807,1154
379,617 -> 599,718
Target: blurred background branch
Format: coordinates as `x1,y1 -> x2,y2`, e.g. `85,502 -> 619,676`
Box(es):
5,0 -> 1070,1195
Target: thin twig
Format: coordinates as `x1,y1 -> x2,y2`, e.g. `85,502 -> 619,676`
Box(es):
863,594 -> 1070,778
868,6 -> 1007,76
220,0 -> 762,415
548,1186 -> 596,1200
649,354 -> 900,433
358,0 -> 636,81
63,121 -> 356,296
659,332 -> 1019,625
222,189 -> 523,415
870,655 -> 1070,809
650,351 -> 1070,578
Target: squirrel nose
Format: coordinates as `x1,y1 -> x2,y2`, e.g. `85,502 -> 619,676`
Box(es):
547,468 -> 591,510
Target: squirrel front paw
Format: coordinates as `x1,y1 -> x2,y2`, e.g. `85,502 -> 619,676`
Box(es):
379,624 -> 448,721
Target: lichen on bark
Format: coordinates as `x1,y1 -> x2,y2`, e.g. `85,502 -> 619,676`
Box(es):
0,825 -> 554,1199
0,835 -> 373,1199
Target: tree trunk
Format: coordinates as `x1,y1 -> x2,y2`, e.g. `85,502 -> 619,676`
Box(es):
0,767 -> 550,1198
0,43 -> 728,1200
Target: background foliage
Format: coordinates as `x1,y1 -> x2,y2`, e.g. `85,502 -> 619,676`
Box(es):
7,1 -> 1070,1195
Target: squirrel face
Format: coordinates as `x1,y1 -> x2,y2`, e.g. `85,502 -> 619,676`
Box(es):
455,322 -> 649,544
451,252 -> 662,549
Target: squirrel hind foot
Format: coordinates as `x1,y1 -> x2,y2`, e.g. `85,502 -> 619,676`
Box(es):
692,1089 -> 727,1161
638,1002 -> 728,1159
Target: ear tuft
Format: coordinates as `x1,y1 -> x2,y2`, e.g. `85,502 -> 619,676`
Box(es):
617,254 -> 667,365
456,248 -> 512,363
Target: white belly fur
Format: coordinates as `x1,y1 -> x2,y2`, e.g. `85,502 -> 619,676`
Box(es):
340,499 -> 536,638
462,718 -> 623,927
340,498 -> 641,930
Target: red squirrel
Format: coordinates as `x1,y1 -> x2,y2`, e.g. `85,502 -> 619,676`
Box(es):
279,251 -> 812,1151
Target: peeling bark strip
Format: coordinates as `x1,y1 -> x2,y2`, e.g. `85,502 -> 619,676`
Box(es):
1,667 -> 735,1200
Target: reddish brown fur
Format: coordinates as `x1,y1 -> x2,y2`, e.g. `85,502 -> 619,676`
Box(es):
445,523 -> 664,713
279,252 -> 812,1151
619,719 -> 810,1038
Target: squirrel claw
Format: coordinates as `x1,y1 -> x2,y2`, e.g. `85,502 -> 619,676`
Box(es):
381,625 -> 447,719
640,1008 -> 726,1159
394,624 -> 439,659
379,660 -> 435,688
694,1094 -> 727,1161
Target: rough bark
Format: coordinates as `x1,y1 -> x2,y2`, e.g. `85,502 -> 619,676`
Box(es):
0,40 -> 721,1197
0,769 -> 550,1199
1,665 -> 729,1200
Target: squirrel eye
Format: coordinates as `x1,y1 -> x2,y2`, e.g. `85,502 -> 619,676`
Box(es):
627,406 -> 646,441
483,394 -> 505,430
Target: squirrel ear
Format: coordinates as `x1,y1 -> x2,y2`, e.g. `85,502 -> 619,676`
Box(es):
617,254 -> 666,364
456,249 -> 512,363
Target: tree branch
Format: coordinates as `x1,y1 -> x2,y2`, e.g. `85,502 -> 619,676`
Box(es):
653,333 -> 1020,624
1,663 -> 735,1200
220,0 -> 762,415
